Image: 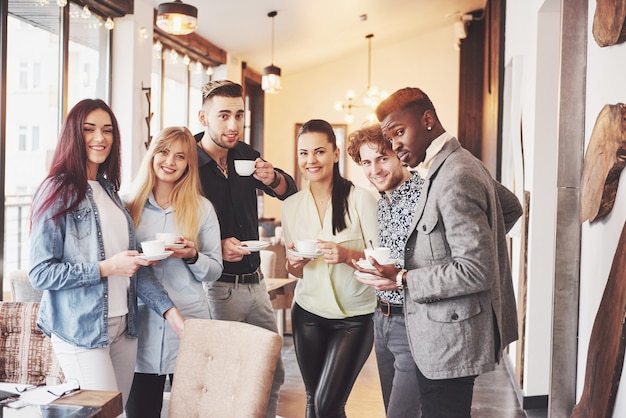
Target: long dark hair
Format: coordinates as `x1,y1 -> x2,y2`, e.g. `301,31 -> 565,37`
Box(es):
298,119 -> 353,235
32,98 -> 122,221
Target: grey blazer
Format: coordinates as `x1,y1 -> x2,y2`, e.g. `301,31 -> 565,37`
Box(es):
403,137 -> 522,380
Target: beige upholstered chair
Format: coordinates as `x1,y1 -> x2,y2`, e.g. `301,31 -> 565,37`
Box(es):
168,319 -> 283,418
0,302 -> 63,385
9,269 -> 43,302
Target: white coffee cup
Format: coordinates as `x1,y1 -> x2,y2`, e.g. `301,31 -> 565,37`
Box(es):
155,232 -> 178,245
141,240 -> 165,256
365,247 -> 391,264
297,239 -> 318,254
234,160 -> 256,176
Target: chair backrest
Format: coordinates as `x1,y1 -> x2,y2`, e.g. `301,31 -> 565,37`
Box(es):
0,302 -> 63,385
168,319 -> 283,418
9,269 -> 43,302
259,249 -> 276,279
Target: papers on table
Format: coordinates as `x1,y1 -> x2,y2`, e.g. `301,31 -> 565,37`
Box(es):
0,381 -> 79,406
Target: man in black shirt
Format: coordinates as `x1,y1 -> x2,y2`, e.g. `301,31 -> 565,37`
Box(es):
195,80 -> 297,418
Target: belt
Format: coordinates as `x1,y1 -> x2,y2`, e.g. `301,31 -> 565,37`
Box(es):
376,298 -> 404,316
217,269 -> 262,284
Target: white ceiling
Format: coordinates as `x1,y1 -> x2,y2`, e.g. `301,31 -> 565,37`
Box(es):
151,0 -> 486,75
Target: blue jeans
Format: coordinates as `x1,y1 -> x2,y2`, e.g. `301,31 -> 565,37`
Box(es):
374,308 -> 422,417
203,278 -> 285,418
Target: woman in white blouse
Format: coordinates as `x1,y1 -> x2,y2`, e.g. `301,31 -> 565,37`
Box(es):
124,126 -> 223,418
282,119 -> 378,418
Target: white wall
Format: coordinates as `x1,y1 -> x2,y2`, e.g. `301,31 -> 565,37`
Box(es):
507,0 -> 626,413
262,24 -> 460,220
579,1 -> 626,415
504,0 -> 561,399
112,0 -> 154,193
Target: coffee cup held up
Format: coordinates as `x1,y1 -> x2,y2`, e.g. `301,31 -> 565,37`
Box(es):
141,240 -> 165,256
234,160 -> 256,176
297,240 -> 318,254
155,232 -> 178,245
364,247 -> 391,264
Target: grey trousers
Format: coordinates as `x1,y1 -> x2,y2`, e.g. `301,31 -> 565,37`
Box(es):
374,309 -> 422,417
204,278 -> 285,418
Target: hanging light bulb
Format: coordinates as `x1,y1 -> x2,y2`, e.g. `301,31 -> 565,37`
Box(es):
194,61 -> 204,74
168,49 -> 180,64
104,17 -> 114,31
56,0 -> 67,7
262,11 -> 282,94
206,66 -> 213,76
183,54 -> 191,66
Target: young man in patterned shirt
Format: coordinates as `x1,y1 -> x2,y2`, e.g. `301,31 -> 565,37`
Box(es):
347,123 -> 424,418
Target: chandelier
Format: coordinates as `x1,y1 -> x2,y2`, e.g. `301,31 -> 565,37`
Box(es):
334,34 -> 387,123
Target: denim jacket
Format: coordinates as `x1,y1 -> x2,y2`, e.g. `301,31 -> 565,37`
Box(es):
29,175 -> 175,348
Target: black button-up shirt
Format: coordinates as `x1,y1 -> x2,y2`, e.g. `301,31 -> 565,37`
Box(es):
195,132 -> 297,275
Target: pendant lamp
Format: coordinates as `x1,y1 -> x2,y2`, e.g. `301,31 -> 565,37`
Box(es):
156,0 -> 198,35
262,11 -> 282,94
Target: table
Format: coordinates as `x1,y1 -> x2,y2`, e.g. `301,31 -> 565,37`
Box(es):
54,390 -> 122,418
265,277 -> 297,335
0,390 -> 122,418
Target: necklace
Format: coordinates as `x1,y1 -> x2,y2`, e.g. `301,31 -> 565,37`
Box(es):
199,141 -> 228,177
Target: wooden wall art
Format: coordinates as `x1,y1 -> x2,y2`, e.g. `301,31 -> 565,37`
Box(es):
580,103 -> 626,223
593,0 -> 626,47
571,222 -> 626,418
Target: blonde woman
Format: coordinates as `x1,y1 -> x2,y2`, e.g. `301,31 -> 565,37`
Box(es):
124,126 -> 223,418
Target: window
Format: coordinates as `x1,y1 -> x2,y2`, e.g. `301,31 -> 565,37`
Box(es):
32,126 -> 40,151
18,126 -> 26,152
3,0 -> 111,294
67,2 -> 110,107
19,63 -> 28,90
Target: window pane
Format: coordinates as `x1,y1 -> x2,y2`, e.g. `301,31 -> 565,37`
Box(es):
5,0 -> 62,277
67,2 -> 110,107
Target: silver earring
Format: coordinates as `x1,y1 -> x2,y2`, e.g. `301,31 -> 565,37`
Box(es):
427,126 -> 432,131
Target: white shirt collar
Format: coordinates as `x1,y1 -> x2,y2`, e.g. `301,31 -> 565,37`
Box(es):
415,131 -> 455,177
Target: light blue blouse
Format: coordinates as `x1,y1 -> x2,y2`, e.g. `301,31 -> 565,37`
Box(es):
132,194 -> 223,374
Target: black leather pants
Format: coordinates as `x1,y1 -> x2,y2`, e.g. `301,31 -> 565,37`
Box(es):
291,303 -> 374,418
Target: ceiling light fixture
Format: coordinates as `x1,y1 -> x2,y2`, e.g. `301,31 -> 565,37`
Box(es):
156,0 -> 198,35
334,34 -> 387,124
262,10 -> 282,94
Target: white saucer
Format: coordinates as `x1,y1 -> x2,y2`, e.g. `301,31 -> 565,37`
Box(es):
355,271 -> 378,280
357,259 -> 398,270
356,260 -> 376,270
289,249 -> 323,259
165,243 -> 186,249
136,250 -> 173,261
237,240 -> 270,252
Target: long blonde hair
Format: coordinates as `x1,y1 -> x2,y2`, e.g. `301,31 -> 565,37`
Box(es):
126,126 -> 205,245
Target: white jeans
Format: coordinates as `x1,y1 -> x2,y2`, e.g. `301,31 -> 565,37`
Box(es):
51,315 -> 138,408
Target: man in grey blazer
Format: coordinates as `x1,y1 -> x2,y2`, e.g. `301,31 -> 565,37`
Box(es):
355,87 -> 522,417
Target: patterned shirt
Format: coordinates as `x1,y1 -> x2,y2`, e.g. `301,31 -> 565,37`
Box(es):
377,171 -> 424,305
